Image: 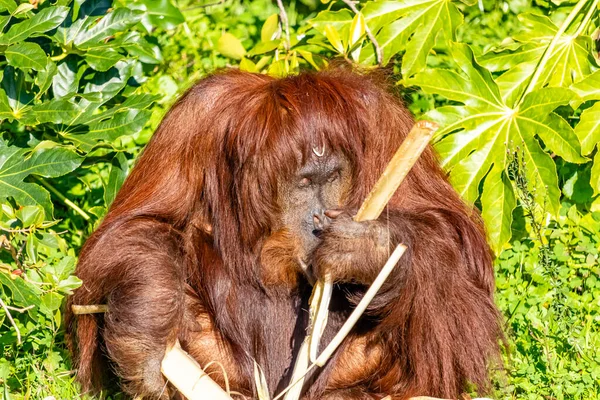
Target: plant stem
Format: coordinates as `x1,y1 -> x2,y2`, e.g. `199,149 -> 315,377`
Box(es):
0,297 -> 22,344
276,0 -> 291,51
520,0 -> 590,101
34,177 -> 91,221
575,0 -> 599,37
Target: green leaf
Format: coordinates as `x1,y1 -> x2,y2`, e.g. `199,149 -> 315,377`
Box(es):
139,0 -> 184,30
63,109 -> 152,152
324,24 -> 344,53
52,59 -> 79,99
104,152 -> 128,207
0,142 -> 83,217
348,12 -> 365,62
0,274 -> 41,309
74,8 -> 143,49
0,88 -> 13,121
571,71 -> 600,103
481,166 -> 515,254
357,0 -> 463,72
4,42 -> 47,71
408,43 -> 582,252
592,151 -> 600,196
1,66 -> 33,118
35,60 -> 58,99
575,102 -> 600,156
217,32 -> 246,60
480,13 -> 594,92
85,49 -> 123,71
0,6 -> 69,45
0,0 -> 17,13
15,205 -> 44,227
261,14 -> 279,42
30,99 -> 79,124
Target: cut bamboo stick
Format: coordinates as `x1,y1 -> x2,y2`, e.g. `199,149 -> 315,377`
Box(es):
71,304 -> 109,314
161,340 -> 232,400
308,120 -> 438,362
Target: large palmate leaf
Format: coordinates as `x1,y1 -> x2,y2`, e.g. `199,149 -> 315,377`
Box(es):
310,0 -> 463,76
0,143 -> 83,217
479,13 -> 596,92
408,43 -> 587,253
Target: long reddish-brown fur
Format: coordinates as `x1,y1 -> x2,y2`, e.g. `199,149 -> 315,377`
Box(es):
66,68 -> 502,399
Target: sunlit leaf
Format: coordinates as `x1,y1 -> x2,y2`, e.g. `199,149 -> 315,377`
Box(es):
575,102 -> 600,156
0,6 -> 69,45
5,42 -> 47,70
261,14 -> 280,42
74,8 -> 143,49
0,143 -> 83,217
104,152 -> 128,207
408,42 -> 586,252
217,32 -> 247,60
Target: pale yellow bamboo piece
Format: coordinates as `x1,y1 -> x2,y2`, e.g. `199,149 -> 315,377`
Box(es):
309,120 -> 438,362
161,340 -> 232,400
71,304 -> 109,314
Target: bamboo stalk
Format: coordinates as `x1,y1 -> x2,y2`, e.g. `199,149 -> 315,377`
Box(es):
161,340 -> 232,400
71,304 -> 109,314
308,120 -> 437,362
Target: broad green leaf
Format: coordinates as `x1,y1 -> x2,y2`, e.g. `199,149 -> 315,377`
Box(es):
0,0 -> 17,13
1,66 -> 33,118
481,166 -> 515,253
592,152 -> 600,196
217,32 -> 246,60
575,102 -> 600,156
4,42 -> 47,70
0,89 -> 13,121
74,8 -> 143,49
0,6 -> 69,45
261,14 -> 279,42
571,70 -> 600,103
104,152 -> 128,207
309,9 -> 353,35
139,0 -> 184,30
63,109 -> 152,152
324,24 -> 344,53
15,205 -> 44,227
348,12 -> 366,61
52,59 -> 79,99
357,0 -> 463,73
409,43 -> 583,252
479,13 -> 595,93
29,99 -> 79,124
0,273 -> 41,309
13,3 -> 34,15
0,143 -> 83,217
35,60 -> 58,99
85,49 -> 123,71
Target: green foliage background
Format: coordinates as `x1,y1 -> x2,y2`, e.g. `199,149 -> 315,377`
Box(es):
0,0 -> 599,398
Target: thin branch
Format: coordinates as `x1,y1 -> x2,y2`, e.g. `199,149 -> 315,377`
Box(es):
340,0 -> 383,67
0,297 -> 23,344
276,0 -> 291,51
34,177 -> 91,221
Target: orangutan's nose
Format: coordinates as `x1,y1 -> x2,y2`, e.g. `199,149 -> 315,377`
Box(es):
312,210 -> 330,236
